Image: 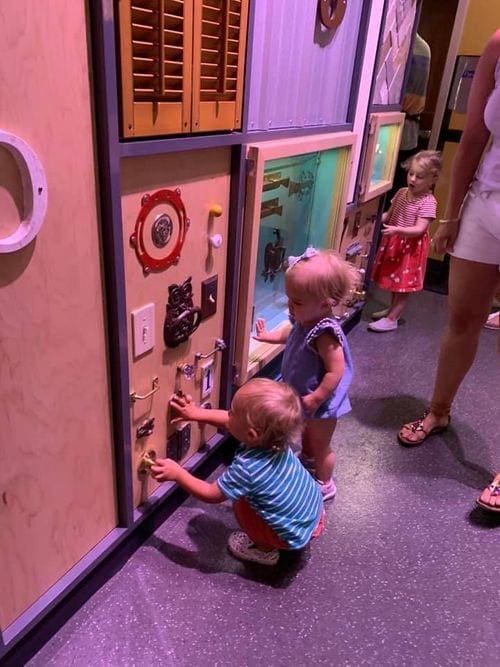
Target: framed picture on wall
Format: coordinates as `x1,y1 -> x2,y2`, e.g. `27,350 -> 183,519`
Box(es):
372,0 -> 419,105
359,112 -> 405,202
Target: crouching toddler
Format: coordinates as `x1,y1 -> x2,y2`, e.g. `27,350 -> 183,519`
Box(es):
151,378 -> 324,566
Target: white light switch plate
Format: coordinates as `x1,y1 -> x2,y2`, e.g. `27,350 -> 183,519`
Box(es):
132,303 -> 155,357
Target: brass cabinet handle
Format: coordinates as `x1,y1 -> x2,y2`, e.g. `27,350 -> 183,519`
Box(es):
130,376 -> 159,403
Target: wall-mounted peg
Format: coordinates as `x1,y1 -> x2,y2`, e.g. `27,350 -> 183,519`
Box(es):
209,204 -> 223,217
209,234 -> 223,249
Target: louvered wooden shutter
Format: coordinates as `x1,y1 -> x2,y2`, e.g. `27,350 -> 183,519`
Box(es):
192,0 -> 249,132
118,0 -> 193,137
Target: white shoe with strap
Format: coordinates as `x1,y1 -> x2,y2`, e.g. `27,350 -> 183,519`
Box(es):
368,317 -> 398,332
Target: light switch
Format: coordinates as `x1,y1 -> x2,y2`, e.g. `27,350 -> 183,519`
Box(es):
132,303 -> 155,357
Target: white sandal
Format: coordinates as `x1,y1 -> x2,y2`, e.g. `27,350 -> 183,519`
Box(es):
484,312 -> 500,330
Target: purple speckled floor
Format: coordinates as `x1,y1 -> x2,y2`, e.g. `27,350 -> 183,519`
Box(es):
27,289 -> 499,666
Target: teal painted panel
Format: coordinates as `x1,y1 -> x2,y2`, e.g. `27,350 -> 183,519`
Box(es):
253,147 -> 344,331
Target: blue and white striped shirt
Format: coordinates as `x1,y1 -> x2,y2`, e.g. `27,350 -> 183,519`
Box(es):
217,446 -> 323,549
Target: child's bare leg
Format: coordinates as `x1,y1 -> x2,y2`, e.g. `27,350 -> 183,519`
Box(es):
387,292 -> 410,320
303,418 -> 337,483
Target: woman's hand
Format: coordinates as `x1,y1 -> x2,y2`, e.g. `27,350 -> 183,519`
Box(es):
150,458 -> 182,482
432,219 -> 460,254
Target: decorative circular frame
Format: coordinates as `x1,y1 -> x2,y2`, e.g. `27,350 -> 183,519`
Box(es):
319,0 -> 347,30
130,188 -> 188,273
0,130 -> 48,253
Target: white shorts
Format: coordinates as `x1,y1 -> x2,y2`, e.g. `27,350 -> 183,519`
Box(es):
451,183 -> 500,267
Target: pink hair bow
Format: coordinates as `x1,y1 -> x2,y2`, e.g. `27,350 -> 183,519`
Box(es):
287,246 -> 318,269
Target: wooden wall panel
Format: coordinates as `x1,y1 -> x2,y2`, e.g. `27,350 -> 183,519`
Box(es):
120,149 -> 231,506
192,0 -> 249,132
118,0 -> 194,137
245,0 -> 364,131
0,1 -> 116,629
118,0 -> 249,136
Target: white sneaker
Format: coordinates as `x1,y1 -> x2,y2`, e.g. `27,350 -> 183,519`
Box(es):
368,317 -> 398,332
227,532 -> 280,565
317,478 -> 337,501
371,307 -> 389,320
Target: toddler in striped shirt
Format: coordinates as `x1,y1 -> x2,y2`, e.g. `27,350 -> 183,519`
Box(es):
151,378 -> 324,566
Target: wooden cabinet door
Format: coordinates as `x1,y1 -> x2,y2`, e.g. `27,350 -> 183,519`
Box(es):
118,0 -> 248,137
234,133 -> 356,385
118,0 -> 194,137
192,0 -> 249,132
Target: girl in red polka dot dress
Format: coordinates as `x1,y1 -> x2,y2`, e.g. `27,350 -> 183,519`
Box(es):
369,150 -> 442,332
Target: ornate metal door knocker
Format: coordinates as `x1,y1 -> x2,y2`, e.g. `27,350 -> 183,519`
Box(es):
262,228 -> 286,283
319,0 -> 347,31
163,277 -> 202,348
130,188 -> 190,274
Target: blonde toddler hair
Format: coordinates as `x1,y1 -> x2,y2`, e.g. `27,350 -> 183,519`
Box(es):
236,378 -> 303,452
402,149 -> 442,179
285,249 -> 358,306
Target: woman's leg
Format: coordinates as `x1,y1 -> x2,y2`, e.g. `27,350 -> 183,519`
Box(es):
387,292 -> 411,320
303,418 -> 337,483
400,257 -> 499,442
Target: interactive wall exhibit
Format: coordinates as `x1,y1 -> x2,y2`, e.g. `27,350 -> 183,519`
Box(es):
0,0 -> 416,656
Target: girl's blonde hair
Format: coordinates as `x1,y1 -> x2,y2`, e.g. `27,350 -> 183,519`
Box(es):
285,249 -> 358,306
235,378 -> 303,452
402,149 -> 442,178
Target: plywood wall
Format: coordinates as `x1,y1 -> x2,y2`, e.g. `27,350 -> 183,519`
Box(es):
0,1 -> 116,628
120,149 -> 231,506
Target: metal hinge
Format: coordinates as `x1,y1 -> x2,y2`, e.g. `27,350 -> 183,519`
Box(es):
245,158 -> 256,175
232,363 -> 240,384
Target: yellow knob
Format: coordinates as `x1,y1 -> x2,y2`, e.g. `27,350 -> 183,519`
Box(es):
209,204 -> 223,217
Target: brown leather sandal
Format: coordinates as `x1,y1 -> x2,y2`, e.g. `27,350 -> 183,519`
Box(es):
398,410 -> 450,447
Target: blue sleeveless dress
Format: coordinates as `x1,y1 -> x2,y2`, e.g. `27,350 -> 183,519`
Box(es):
281,317 -> 353,419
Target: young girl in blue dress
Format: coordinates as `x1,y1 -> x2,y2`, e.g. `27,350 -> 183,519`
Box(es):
254,248 -> 358,500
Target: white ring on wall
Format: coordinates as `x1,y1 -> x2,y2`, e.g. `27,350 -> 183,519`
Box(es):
0,130 -> 48,253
